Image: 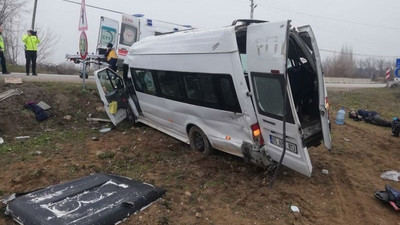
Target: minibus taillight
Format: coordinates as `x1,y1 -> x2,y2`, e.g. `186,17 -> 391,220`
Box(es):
251,123 -> 264,146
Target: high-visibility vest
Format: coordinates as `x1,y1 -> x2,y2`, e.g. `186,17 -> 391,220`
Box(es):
0,35 -> 4,51
22,34 -> 40,51
106,49 -> 118,62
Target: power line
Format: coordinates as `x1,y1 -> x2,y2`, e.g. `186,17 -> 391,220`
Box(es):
60,0 -> 189,27
258,0 -> 400,31
61,0 -> 123,14
319,49 -> 398,59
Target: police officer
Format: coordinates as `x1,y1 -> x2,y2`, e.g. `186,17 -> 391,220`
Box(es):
0,27 -> 10,74
22,30 -> 40,76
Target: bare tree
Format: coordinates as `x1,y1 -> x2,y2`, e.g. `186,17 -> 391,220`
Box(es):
0,0 -> 26,64
36,27 -> 60,63
322,45 -> 356,77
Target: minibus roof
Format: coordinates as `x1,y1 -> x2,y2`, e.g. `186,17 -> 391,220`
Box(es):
128,26 -> 239,55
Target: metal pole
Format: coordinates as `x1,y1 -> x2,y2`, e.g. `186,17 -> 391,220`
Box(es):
250,0 -> 254,19
82,60 -> 86,89
31,0 -> 38,30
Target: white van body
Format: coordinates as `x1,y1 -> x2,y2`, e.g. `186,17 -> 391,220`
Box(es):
94,20 -> 331,177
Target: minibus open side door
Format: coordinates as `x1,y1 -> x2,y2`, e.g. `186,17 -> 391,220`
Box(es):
297,25 -> 332,150
246,21 -> 313,177
94,68 -> 128,125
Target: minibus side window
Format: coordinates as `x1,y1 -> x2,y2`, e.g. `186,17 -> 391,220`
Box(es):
157,71 -> 184,100
198,75 -> 218,106
184,74 -> 202,101
219,77 -> 241,112
130,68 -> 157,95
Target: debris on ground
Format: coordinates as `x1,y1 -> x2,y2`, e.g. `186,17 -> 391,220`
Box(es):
37,101 -> 51,110
99,127 -> 111,133
87,113 -> 112,123
92,137 -> 99,141
344,138 -> 351,142
24,102 -> 49,122
3,173 -> 166,225
0,88 -> 23,102
63,115 -> 72,120
0,137 -> 4,145
15,136 -> 30,140
322,169 -> 329,175
290,205 -> 300,213
381,171 -> 400,182
4,77 -> 22,84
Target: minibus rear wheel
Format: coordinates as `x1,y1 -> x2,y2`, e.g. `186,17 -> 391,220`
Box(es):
189,126 -> 215,156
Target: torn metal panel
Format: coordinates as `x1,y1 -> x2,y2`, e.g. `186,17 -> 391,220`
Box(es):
0,89 -> 23,102
5,173 -> 166,225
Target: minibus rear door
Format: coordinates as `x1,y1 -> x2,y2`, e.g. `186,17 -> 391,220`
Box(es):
247,21 -> 313,177
297,25 -> 332,150
94,68 -> 128,125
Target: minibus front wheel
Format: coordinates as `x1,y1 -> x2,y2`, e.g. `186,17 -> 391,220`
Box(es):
189,126 -> 215,156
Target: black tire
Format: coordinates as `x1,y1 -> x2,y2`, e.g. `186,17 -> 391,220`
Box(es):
189,126 -> 215,156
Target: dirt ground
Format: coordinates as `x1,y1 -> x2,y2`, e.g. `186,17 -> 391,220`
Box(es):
0,81 -> 400,225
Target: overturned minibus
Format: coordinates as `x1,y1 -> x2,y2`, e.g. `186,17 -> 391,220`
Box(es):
94,20 -> 331,177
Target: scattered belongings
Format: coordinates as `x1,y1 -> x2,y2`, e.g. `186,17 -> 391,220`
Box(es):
0,137 -> 4,145
87,114 -> 112,123
37,101 -> 51,110
15,136 -> 30,140
4,77 -> 22,84
99,127 -> 112,133
0,88 -> 23,102
381,171 -> 400,182
374,184 -> 400,211
349,109 -> 392,127
322,169 -> 329,175
24,102 -> 49,122
3,173 -> 166,225
344,138 -> 351,142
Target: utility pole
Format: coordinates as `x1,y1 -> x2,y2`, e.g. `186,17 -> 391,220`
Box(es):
31,0 -> 38,30
250,0 -> 257,19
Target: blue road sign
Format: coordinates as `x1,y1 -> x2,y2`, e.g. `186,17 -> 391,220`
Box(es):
397,58 -> 400,68
395,68 -> 400,78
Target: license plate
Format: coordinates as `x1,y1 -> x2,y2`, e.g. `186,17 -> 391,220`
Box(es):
269,135 -> 298,154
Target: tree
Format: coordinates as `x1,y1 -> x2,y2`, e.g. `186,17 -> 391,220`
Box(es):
0,0 -> 26,64
36,27 -> 60,63
322,45 -> 356,77
0,0 -> 59,64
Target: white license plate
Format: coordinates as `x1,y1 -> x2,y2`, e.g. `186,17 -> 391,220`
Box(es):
269,135 -> 298,154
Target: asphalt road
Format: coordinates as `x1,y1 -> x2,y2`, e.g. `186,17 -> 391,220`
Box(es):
1,73 -> 95,84
0,72 -> 387,88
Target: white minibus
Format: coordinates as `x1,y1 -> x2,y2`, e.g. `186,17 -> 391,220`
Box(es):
94,20 -> 331,177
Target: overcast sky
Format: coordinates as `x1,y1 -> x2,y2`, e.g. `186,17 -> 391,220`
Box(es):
26,0 -> 400,64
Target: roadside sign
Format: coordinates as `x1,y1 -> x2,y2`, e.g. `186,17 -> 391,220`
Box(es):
397,58 -> 400,68
78,0 -> 88,31
79,31 -> 88,59
395,67 -> 400,78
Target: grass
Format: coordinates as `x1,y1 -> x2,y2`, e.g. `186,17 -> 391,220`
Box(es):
328,88 -> 400,119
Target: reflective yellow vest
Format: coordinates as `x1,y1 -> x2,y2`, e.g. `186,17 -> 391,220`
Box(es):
0,35 -> 4,51
106,49 -> 118,62
22,34 -> 40,51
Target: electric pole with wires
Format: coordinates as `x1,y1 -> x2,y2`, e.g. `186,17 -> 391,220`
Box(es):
250,0 -> 257,19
